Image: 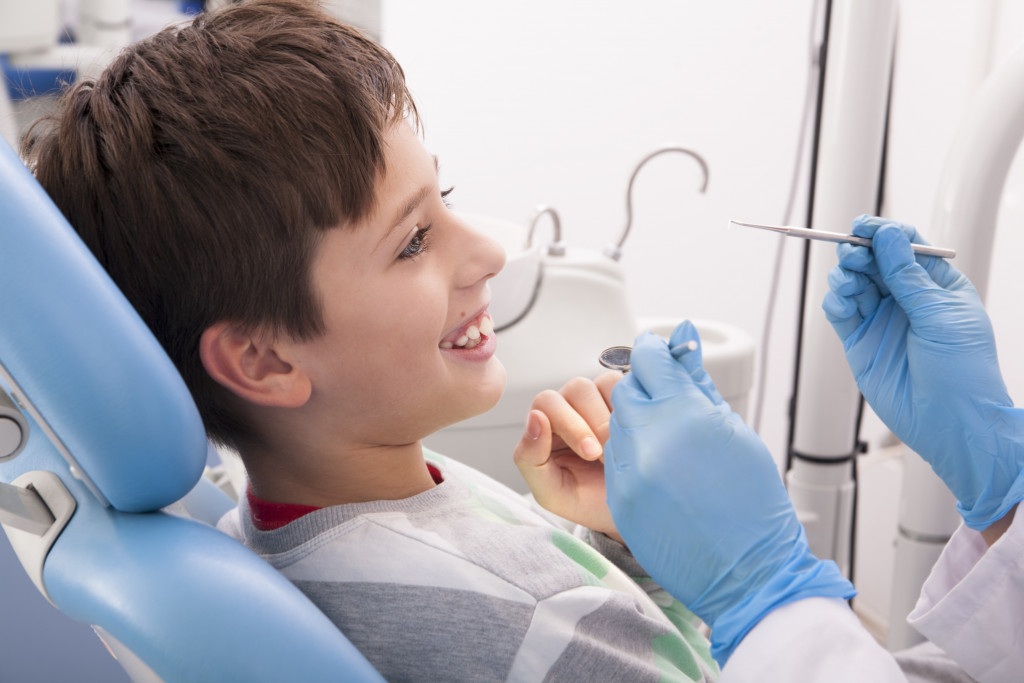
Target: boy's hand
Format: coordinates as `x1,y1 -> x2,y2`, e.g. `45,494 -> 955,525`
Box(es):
514,372 -> 623,543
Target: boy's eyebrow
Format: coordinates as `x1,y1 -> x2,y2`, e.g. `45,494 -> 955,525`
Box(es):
390,185 -> 432,231
378,155 -> 440,251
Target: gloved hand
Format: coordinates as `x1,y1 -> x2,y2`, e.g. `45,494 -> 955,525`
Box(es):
604,321 -> 854,665
822,215 -> 1024,530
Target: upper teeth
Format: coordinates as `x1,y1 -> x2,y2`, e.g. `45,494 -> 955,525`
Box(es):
441,314 -> 494,349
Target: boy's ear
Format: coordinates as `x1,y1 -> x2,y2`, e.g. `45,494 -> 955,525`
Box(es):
199,322 -> 312,408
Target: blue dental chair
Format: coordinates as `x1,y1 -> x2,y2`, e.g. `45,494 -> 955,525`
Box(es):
0,138 -> 382,682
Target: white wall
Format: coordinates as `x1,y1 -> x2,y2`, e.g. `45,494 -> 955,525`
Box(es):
382,0 -> 1024,640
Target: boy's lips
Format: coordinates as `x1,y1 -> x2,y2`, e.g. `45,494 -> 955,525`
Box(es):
440,309 -> 494,349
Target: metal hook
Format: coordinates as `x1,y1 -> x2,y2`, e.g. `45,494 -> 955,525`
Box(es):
526,205 -> 566,256
606,146 -> 710,261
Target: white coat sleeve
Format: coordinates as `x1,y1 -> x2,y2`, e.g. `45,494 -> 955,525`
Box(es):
719,597 -> 907,683
908,512 -> 1024,683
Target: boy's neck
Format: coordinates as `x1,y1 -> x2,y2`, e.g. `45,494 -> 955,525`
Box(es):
242,440 -> 437,507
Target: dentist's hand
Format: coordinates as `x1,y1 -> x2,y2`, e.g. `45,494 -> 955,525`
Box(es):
604,321 -> 853,665
515,372 -> 623,543
822,215 -> 1024,530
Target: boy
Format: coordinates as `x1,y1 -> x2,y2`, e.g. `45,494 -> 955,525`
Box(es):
24,1 -> 717,680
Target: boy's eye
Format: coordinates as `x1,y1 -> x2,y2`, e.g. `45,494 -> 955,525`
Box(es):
441,186 -> 455,209
399,225 -> 432,260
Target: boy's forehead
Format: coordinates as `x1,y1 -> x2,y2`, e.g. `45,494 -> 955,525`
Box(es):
386,154 -> 439,220
350,126 -> 440,243
380,128 -> 437,203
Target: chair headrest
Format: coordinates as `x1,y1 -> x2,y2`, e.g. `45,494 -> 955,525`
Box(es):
0,139 -> 207,511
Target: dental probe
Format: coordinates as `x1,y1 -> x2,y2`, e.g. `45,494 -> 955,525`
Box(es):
599,340 -> 698,373
729,220 -> 957,259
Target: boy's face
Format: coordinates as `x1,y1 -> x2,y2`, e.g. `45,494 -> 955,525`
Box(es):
288,122 -> 507,446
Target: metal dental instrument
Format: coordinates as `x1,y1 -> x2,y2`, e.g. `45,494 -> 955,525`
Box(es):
599,346 -> 633,372
729,220 -> 957,259
599,340 -> 699,373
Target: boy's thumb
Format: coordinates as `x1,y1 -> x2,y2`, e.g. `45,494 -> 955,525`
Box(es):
513,410 -> 552,472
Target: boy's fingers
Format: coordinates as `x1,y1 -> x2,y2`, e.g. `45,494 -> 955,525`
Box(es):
513,409 -> 553,472
553,378 -> 610,459
594,371 -> 621,409
516,377 -> 614,485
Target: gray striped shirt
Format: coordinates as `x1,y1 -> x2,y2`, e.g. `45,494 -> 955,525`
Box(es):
218,450 -> 718,682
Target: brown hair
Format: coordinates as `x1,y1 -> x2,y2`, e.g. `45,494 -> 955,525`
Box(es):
24,0 -> 417,449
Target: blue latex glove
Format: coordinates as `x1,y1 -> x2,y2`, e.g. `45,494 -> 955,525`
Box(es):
822,215 -> 1024,530
604,321 -> 854,666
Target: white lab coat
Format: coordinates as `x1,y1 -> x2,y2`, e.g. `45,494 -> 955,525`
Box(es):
721,512 -> 1024,682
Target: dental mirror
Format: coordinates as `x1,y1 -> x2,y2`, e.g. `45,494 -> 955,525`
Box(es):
598,346 -> 633,372
599,340 -> 699,373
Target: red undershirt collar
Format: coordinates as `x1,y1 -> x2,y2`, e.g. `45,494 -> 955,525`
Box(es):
248,463 -> 444,531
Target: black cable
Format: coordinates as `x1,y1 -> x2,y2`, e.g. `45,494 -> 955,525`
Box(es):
786,0 -> 833,473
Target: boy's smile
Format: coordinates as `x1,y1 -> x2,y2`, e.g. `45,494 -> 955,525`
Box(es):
439,308 -> 495,351
284,121 -> 508,450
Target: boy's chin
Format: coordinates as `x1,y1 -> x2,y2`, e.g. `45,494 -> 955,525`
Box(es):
441,361 -> 507,429
476,359 -> 507,412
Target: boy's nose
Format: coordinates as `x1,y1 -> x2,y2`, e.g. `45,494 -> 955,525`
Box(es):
453,218 -> 506,288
